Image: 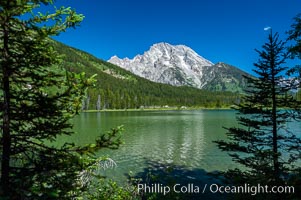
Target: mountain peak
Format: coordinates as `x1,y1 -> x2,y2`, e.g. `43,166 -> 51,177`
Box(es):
151,42 -> 189,50
151,42 -> 171,48
109,55 -> 120,61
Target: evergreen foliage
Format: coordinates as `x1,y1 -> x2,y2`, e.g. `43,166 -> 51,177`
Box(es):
0,1 -> 123,199
215,32 -> 301,199
287,14 -> 301,99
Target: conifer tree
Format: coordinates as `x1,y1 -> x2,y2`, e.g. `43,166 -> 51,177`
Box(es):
215,31 -> 301,199
0,1 -> 122,199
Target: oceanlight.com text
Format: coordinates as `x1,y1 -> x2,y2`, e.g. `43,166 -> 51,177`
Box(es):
209,183 -> 295,196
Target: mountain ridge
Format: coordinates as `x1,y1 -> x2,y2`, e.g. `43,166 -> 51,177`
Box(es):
108,42 -> 249,93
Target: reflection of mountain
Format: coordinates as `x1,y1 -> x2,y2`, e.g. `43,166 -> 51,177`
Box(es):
106,111 -> 206,167
178,112 -> 206,166
150,112 -> 206,165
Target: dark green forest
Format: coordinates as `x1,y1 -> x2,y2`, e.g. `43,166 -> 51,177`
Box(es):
52,40 -> 242,110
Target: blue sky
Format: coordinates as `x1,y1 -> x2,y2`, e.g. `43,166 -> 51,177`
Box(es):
50,0 -> 300,74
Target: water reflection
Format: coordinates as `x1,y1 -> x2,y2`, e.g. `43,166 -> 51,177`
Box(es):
70,110 -> 238,181
122,111 -> 206,167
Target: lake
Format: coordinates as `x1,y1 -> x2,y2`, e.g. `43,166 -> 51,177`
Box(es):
67,110 -> 300,184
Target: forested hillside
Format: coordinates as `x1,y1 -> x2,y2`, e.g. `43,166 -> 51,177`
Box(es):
52,40 -> 241,110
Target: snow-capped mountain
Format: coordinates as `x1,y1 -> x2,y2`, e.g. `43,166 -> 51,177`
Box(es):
108,42 -> 249,92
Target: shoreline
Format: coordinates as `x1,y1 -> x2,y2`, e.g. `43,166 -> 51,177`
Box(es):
80,107 -> 235,113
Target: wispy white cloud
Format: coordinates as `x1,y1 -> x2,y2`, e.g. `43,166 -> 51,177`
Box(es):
264,26 -> 271,31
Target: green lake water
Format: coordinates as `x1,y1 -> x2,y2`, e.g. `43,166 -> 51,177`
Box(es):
67,110 -> 300,183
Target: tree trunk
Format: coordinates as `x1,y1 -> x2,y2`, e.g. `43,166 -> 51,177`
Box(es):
1,20 -> 11,196
270,35 -> 279,182
96,94 -> 101,110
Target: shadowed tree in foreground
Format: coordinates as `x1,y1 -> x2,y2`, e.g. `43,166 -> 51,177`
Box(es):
215,31 -> 301,200
0,1 -> 124,199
